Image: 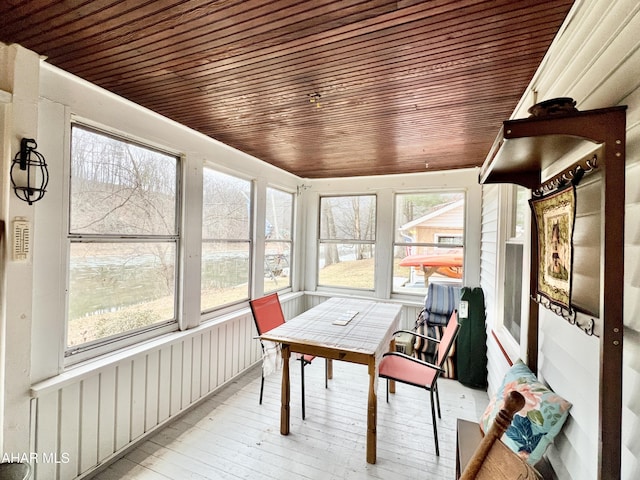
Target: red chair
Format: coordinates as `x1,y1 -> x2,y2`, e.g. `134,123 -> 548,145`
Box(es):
378,310 -> 460,456
249,293 -> 327,419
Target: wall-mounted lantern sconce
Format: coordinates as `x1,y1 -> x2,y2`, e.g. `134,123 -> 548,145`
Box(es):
10,138 -> 49,205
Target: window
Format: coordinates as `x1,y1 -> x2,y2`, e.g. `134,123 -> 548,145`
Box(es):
393,192 -> 465,295
318,195 -> 376,290
202,169 -> 252,311
435,234 -> 463,244
264,187 -> 293,293
67,125 -> 179,354
502,186 -> 528,343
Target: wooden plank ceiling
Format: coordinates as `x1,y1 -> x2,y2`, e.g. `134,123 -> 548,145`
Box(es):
0,0 -> 575,178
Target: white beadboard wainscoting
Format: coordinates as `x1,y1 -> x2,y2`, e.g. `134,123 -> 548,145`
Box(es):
28,294 -> 421,480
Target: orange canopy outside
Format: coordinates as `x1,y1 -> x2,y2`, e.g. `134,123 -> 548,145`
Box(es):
399,253 -> 463,268
399,253 -> 463,279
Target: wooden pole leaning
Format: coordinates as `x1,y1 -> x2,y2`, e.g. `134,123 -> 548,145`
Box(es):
459,391 -> 525,480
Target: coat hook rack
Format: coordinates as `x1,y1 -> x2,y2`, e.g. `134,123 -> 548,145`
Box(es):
533,155 -> 598,197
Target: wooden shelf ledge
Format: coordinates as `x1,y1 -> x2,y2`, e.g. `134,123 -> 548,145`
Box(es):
479,106 -> 626,189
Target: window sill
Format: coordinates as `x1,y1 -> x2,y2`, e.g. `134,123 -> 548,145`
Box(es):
33,307 -> 258,398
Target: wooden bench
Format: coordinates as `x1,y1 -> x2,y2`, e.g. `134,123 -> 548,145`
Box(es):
456,390 -> 544,479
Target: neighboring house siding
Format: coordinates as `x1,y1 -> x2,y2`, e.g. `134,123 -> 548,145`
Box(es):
480,0 -> 640,478
399,200 -> 465,244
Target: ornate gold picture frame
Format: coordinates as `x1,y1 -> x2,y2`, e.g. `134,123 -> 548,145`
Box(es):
530,186 -> 576,311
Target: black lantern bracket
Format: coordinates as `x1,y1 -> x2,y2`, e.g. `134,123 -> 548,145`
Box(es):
10,137 -> 49,205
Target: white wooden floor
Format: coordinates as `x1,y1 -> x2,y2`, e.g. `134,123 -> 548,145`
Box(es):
89,359 -> 488,480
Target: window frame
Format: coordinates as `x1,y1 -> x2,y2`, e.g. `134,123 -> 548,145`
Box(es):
317,193 -> 377,291
494,184 -> 531,361
263,185 -> 295,294
200,167 -> 254,313
391,190 -> 466,297
434,233 -> 464,244
65,123 -> 182,363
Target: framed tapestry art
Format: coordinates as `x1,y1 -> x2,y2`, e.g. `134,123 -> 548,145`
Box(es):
530,186 -> 576,312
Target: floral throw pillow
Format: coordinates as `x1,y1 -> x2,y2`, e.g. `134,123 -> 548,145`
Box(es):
480,360 -> 572,465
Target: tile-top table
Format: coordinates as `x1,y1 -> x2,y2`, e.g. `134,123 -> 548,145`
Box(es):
260,297 -> 403,464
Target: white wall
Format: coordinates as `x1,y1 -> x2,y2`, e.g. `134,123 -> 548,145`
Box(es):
32,62 -> 303,380
481,0 -> 640,478
0,44 -> 41,458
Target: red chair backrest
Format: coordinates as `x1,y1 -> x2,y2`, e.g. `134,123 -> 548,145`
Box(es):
249,293 -> 286,335
437,311 -> 460,366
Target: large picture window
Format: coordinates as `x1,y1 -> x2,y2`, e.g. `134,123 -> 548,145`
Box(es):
393,192 -> 465,295
202,169 -> 252,311
318,195 -> 376,290
264,187 -> 293,293
67,125 -> 179,354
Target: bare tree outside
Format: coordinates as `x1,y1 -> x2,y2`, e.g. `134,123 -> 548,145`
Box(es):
201,169 -> 252,311
67,125 -> 178,348
321,200 -> 340,267
319,195 -> 376,289
264,187 -> 293,292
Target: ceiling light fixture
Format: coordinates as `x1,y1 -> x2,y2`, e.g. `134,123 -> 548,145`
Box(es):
309,92 -> 322,108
